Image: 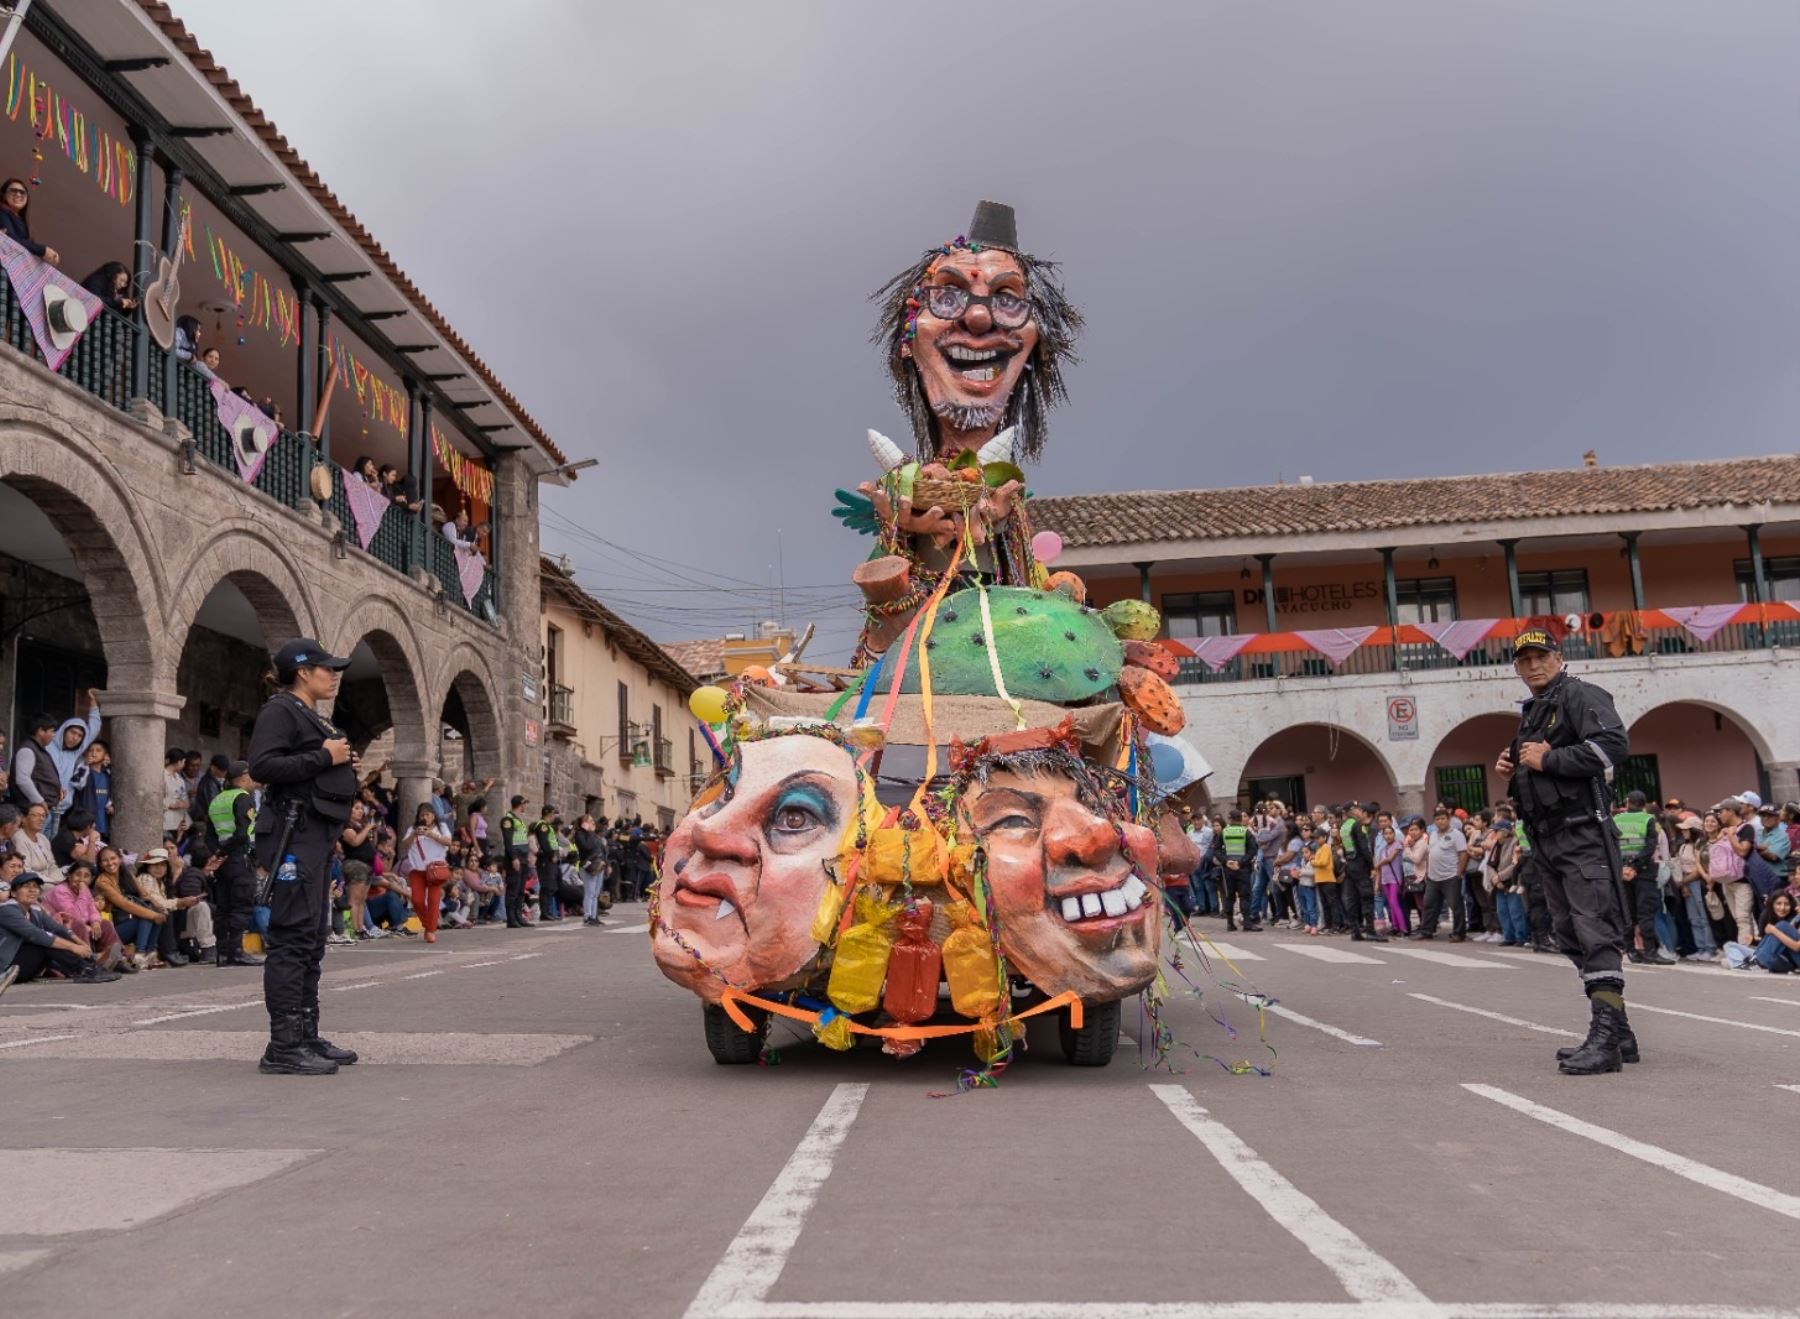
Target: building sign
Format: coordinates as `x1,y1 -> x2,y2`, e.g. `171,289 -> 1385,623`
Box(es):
1386,696 -> 1418,741
1243,582 -> 1382,615
522,674 -> 540,705
524,718 -> 540,747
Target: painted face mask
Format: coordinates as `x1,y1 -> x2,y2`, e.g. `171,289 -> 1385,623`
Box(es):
652,732 -> 861,1001
904,247 -> 1040,460
963,766 -> 1161,1001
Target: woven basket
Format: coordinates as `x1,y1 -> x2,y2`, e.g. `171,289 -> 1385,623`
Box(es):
910,476 -> 986,513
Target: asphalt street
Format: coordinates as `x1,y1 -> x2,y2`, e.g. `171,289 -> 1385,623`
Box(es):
3,911 -> 1798,1319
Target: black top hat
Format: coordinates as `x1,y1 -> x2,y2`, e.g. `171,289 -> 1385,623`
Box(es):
967,200 -> 1018,252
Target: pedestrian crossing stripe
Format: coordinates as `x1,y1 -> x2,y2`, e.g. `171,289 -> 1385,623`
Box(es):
1273,943 -> 1384,965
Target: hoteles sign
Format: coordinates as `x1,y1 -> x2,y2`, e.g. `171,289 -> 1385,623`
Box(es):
1242,582 -> 1382,615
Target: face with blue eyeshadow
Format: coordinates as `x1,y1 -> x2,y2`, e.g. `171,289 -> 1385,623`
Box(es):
653,733 -> 859,999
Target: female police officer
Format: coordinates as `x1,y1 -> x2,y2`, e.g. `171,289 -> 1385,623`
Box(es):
249,637 -> 362,1076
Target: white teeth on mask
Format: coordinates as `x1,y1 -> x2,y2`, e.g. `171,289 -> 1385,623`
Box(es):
714,898 -> 737,921
944,346 -> 999,363
1055,873 -> 1150,923
961,366 -> 997,383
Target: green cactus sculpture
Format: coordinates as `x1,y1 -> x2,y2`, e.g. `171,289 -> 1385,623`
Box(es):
897,587 -> 1124,701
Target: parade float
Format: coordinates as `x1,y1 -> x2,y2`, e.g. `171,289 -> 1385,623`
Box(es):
651,202 -> 1252,1084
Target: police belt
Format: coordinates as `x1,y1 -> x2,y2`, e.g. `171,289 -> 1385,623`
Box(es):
1524,810 -> 1604,838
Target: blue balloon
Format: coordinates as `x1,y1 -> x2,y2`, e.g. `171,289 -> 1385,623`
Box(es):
1150,741 -> 1185,784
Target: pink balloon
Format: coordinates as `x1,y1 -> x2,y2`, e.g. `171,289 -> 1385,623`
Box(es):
1031,530 -> 1063,565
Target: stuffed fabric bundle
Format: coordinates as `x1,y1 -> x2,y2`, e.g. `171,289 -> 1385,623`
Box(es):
827,890 -> 903,1014
864,822 -> 947,887
882,900 -> 941,1025
942,901 -> 1004,1019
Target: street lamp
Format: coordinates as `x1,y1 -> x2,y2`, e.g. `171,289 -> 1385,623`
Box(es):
539,457 -> 598,488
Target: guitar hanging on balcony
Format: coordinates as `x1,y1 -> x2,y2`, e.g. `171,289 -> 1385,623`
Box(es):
140,235 -> 186,352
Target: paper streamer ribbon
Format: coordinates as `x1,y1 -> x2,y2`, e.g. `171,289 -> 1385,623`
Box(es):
720,986 -> 1082,1041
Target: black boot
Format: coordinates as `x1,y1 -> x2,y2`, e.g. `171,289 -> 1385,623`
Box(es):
1531,933 -> 1559,955
259,1013 -> 339,1075
303,1008 -> 359,1065
1556,1005 -> 1640,1065
1557,998 -> 1631,1075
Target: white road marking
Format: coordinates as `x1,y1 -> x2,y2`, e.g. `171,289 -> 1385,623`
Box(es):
1775,1085 -> 1800,1096
1263,1003 -> 1382,1048
1631,1002 -> 1800,1039
683,1082 -> 869,1319
510,952 -> 543,961
1467,1083 -> 1800,1222
326,980 -> 382,992
1275,943 -> 1384,965
721,1302 -> 1800,1317
133,1000 -> 261,1025
463,960 -> 503,968
1198,940 -> 1265,962
605,922 -> 651,935
1408,994 -> 1580,1038
401,971 -> 443,981
0,1001 -> 99,1010
0,1034 -> 76,1050
1150,1084 -> 1430,1307
1,1147 -> 318,1235
1749,996 -> 1800,1008
1383,946 -> 1515,970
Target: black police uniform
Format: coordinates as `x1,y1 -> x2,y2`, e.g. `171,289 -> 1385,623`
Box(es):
1507,651 -> 1638,1074
208,784 -> 260,966
1338,815 -> 1386,942
248,652 -> 362,1075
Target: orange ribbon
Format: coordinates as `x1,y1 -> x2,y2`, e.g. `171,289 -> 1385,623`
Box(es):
719,986 -> 1084,1041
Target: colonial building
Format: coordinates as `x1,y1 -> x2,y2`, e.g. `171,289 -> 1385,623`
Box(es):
662,623 -> 797,688
540,559 -> 702,831
1033,455 -> 1800,817
0,2 -> 572,849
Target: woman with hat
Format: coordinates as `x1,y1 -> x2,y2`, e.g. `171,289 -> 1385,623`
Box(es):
1669,813 -> 1716,964
248,637 -> 361,1076
0,178 -> 58,265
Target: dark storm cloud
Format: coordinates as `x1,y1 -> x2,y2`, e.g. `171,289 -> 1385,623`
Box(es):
177,0 -> 1800,655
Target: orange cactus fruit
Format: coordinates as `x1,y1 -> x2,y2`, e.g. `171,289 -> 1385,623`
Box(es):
1123,639 -> 1179,681
1117,664 -> 1186,735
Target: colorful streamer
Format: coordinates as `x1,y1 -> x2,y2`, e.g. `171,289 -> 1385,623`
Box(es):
4,53 -> 135,206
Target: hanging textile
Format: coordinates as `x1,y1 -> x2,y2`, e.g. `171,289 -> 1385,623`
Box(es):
1188,634 -> 1254,672
1292,626 -> 1377,668
0,233 -> 100,371
453,544 -> 486,605
1415,619 -> 1501,662
208,380 -> 277,484
339,465 -> 388,550
1661,604 -> 1744,646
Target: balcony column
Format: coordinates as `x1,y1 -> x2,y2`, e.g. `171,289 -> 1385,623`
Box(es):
1746,524 -> 1771,649
404,379 -> 423,569
1767,763 -> 1800,810
312,297 -> 334,460
294,275 -> 315,436
1256,553 -> 1278,633
157,164 -> 185,425
1394,784 -> 1427,823
127,129 -> 155,401
1499,538 -> 1522,617
1618,532 -> 1644,611
390,760 -> 434,838
1381,547 -> 1400,671
101,688 -> 186,856
1133,561 -> 1155,606
418,393 -> 435,528
493,450 -> 540,801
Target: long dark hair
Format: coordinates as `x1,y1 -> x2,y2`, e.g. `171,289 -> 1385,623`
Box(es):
0,178 -> 28,217
82,260 -> 130,303
871,241 -> 1081,464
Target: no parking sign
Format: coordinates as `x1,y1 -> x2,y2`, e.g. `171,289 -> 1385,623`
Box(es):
1386,696 -> 1418,740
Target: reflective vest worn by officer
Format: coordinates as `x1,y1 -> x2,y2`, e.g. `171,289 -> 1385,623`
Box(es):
1611,808 -> 1659,877
208,787 -> 255,858
501,811 -> 530,854
1217,824 -> 1254,868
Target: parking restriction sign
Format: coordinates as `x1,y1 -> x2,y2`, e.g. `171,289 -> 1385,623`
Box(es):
1387,696 -> 1418,740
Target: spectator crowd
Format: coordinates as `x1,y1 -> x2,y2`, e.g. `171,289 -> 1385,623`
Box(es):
0,687 -> 664,996
1172,789 -> 1800,973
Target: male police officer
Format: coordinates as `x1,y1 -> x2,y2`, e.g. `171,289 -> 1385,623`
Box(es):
1496,628 -> 1637,1075
500,795 -> 532,927
1614,789 -> 1675,965
1210,810 -> 1262,933
207,759 -> 263,967
1338,802 -> 1387,943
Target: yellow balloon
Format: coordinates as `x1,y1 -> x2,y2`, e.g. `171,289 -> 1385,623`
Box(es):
689,685 -> 730,725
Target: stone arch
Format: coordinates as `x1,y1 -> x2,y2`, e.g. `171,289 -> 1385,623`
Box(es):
330,595 -> 432,767
1233,721 -> 1401,814
0,420 -> 163,688
432,642 -> 505,783
165,522 -> 323,681
1627,700 -> 1768,808
1425,710 -> 1521,813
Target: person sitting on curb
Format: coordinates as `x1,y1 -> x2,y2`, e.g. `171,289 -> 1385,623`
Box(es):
0,861 -> 121,989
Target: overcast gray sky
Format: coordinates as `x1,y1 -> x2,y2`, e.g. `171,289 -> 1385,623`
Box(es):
173,0 -> 1800,658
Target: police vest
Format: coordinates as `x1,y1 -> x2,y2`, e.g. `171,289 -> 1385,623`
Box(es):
1339,819 -> 1356,851
1614,810 -> 1652,850
1222,825 -> 1252,856
208,787 -> 251,842
502,813 -> 529,849
1514,820 -> 1530,854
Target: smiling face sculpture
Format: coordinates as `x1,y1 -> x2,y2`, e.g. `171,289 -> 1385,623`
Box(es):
960,752 -> 1162,1002
652,731 -> 860,1001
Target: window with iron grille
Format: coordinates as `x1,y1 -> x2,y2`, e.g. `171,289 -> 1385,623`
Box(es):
1734,556 -> 1800,603
1162,590 -> 1237,638
1518,569 -> 1589,618
1434,764 -> 1489,814
1614,754 -> 1661,805
1395,576 -> 1458,624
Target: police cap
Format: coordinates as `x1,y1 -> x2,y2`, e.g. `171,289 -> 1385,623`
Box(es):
273,638 -> 351,679
1512,628 -> 1560,657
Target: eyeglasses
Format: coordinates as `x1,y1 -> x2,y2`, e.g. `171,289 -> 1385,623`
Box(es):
919,285 -> 1032,329
3,187 -> 26,199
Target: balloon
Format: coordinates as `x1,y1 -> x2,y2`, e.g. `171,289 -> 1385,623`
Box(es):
1149,741 -> 1185,784
689,685 -> 730,725
1031,530 -> 1063,565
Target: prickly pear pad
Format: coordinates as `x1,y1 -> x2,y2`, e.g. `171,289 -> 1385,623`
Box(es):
897,586 -> 1123,701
